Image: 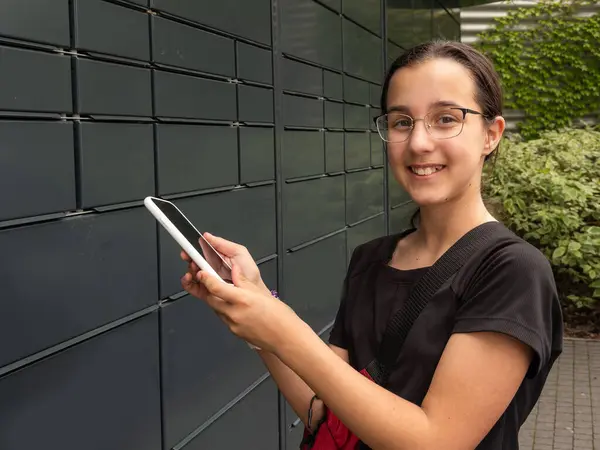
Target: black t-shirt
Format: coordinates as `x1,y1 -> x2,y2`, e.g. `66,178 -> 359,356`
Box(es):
329,222 -> 563,449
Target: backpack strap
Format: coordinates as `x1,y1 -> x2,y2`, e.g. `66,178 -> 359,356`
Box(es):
365,222 -> 498,386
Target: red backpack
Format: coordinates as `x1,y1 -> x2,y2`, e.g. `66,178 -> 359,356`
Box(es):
299,224 -> 495,450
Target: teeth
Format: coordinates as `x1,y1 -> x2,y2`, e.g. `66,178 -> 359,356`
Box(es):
410,166 -> 444,176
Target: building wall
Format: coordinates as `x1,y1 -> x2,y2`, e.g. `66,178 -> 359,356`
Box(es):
0,1 -> 459,449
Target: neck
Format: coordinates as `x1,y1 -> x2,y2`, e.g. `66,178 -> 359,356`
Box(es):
415,191 -> 494,254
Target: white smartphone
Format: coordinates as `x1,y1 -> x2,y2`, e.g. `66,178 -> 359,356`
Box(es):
144,196 -> 232,283
145,196 -> 261,351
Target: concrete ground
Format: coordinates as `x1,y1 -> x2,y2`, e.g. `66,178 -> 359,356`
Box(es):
519,339 -> 600,450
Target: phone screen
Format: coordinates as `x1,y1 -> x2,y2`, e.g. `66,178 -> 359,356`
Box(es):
152,198 -> 233,281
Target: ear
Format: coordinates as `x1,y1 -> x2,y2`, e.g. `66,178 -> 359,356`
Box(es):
483,115 -> 506,157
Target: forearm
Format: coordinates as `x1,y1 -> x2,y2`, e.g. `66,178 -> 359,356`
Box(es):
257,349 -> 324,428
275,320 -> 433,450
255,285 -> 325,429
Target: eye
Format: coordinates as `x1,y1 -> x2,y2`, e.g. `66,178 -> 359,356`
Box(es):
440,115 -> 457,124
392,117 -> 412,129
430,110 -> 462,127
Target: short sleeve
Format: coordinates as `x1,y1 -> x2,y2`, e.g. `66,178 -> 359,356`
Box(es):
452,242 -> 561,377
328,289 -> 348,348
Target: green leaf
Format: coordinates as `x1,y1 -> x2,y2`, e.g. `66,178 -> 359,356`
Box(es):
588,226 -> 600,235
553,247 -> 566,259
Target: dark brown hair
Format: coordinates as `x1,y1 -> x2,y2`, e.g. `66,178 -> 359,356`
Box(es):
381,40 -> 503,123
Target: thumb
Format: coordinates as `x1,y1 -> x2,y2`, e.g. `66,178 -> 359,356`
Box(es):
197,270 -> 239,300
231,263 -> 254,289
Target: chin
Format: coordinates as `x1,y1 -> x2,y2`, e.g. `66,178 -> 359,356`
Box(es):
410,194 -> 451,207
400,183 -> 453,207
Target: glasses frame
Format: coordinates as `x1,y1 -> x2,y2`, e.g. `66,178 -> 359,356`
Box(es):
373,107 -> 486,143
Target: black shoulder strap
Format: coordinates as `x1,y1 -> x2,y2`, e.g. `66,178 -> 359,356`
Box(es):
365,222 -> 497,386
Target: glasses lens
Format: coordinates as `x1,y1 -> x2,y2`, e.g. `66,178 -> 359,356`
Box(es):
426,108 -> 464,139
378,113 -> 412,142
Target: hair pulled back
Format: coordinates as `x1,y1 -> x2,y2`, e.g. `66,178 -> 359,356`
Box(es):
380,40 -> 503,123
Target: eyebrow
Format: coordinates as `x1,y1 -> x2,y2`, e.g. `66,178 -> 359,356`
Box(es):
387,100 -> 462,113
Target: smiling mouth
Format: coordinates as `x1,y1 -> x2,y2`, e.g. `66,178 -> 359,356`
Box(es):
408,165 -> 446,176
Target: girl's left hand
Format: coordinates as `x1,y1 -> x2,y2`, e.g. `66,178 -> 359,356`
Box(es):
182,265 -> 300,354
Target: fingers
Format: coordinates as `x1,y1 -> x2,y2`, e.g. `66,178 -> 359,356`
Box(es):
181,271 -> 194,287
181,271 -> 200,291
180,250 -> 202,275
181,250 -> 199,275
204,232 -> 248,258
181,271 -> 209,300
188,260 -> 199,275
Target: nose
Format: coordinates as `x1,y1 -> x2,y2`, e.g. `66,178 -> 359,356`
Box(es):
407,119 -> 434,154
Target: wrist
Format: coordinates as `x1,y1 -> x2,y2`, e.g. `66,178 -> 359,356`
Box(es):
247,288 -> 282,352
258,281 -> 272,297
271,308 -> 311,359
308,397 -> 326,432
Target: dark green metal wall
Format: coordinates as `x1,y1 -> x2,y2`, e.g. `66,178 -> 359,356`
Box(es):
0,1 -> 460,449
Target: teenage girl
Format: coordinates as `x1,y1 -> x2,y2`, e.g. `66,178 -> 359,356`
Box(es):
181,41 -> 563,449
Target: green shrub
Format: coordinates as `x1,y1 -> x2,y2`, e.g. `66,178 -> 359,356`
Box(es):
474,0 -> 600,139
484,127 -> 600,309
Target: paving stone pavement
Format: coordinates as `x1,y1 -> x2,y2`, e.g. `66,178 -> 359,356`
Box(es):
519,338 -> 600,450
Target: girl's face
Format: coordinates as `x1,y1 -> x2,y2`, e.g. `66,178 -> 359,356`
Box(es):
384,58 -> 503,207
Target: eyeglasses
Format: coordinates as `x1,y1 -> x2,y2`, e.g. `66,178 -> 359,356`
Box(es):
373,107 -> 485,143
